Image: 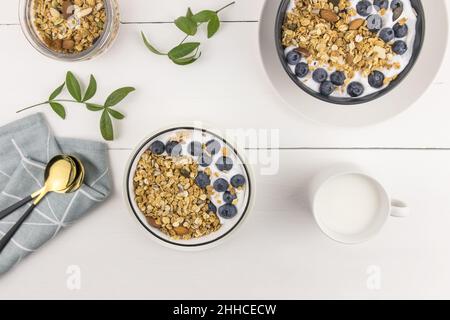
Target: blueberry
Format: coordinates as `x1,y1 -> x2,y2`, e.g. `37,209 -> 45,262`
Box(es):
368,70 -> 385,88
213,178 -> 229,192
286,50 -> 301,65
216,156 -> 233,172
347,82 -> 365,97
149,140 -> 165,155
195,172 -> 210,188
373,0 -> 389,10
393,22 -> 408,38
223,191 -> 237,204
230,174 -> 246,188
391,0 -> 403,10
198,152 -> 212,167
379,28 -> 395,42
366,15 -> 383,32
165,141 -> 182,156
205,139 -> 221,155
391,0 -> 404,21
356,0 -> 372,16
312,68 -> 328,83
319,81 -> 335,96
218,204 -> 238,219
392,40 -> 407,55
295,62 -> 309,78
330,71 -> 346,86
208,202 -> 217,214
188,141 -> 203,156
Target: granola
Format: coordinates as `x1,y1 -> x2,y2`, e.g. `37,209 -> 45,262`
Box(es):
133,151 -> 221,240
281,0 -> 418,98
32,0 -> 107,54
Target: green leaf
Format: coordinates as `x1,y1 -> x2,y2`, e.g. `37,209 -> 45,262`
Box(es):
50,102 -> 66,119
107,108 -> 125,120
168,42 -> 200,60
86,103 -> 104,111
100,110 -> 114,141
141,32 -> 166,55
49,83 -> 65,101
172,51 -> 202,65
186,7 -> 193,19
192,10 -> 216,23
175,16 -> 197,36
104,87 -> 136,107
66,71 -> 82,102
83,75 -> 97,102
207,14 -> 220,38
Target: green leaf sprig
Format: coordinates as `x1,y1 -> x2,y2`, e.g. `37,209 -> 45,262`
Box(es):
141,1 -> 235,65
16,71 -> 135,141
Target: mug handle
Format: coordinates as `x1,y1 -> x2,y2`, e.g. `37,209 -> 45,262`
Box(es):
390,199 -> 410,217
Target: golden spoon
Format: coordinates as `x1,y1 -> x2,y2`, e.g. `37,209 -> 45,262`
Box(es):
66,156 -> 85,193
0,155 -> 77,220
0,155 -> 81,253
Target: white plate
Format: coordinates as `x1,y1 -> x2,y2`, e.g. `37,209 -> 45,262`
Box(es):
258,0 -> 449,127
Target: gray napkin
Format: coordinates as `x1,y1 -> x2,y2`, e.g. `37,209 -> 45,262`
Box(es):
0,114 -> 111,274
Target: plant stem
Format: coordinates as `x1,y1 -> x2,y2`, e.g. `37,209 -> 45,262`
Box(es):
16,99 -> 81,113
216,1 -> 236,13
179,34 -> 189,45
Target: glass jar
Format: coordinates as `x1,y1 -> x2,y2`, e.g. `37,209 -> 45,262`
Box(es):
19,0 -> 120,61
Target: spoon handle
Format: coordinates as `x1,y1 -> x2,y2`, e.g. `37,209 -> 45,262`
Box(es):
0,204 -> 35,254
0,196 -> 33,220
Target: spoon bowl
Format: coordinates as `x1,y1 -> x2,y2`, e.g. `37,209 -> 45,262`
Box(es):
66,156 -> 85,193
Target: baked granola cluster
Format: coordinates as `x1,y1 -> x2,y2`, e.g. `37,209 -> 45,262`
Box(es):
283,0 -> 399,80
32,0 -> 107,54
133,151 -> 221,240
282,0 -> 415,98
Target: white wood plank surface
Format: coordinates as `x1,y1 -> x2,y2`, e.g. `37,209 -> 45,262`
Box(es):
0,22 -> 449,148
1,0 -> 450,300
0,149 -> 449,299
1,0 -> 264,24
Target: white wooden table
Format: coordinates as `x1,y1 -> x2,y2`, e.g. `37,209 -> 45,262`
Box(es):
1,0 -> 450,299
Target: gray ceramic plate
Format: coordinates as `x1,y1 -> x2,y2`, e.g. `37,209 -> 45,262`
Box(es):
259,0 -> 448,126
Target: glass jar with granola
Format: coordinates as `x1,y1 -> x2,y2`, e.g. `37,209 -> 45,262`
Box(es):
19,0 -> 120,61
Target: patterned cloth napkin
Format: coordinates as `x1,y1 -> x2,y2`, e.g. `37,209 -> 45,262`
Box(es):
0,114 -> 111,274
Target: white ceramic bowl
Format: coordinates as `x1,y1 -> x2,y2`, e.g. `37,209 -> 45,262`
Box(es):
123,125 -> 255,250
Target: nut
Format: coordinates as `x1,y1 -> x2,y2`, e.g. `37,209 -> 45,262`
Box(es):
146,217 -> 160,229
349,18 -> 365,30
296,47 -> 311,57
62,39 -> 75,50
174,227 -> 189,236
32,0 -> 107,54
320,9 -> 339,23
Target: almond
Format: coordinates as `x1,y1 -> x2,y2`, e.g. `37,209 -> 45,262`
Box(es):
349,18 -> 365,30
320,9 -> 339,23
146,217 -> 161,229
174,226 -> 189,236
296,47 -> 311,58
62,39 -> 75,50
62,0 -> 73,19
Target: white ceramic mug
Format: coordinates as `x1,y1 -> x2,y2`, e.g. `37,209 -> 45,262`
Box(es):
309,164 -> 410,244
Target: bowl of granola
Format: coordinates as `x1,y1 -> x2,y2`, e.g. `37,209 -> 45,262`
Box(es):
276,0 -> 425,104
19,0 -> 120,61
124,126 -> 254,249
